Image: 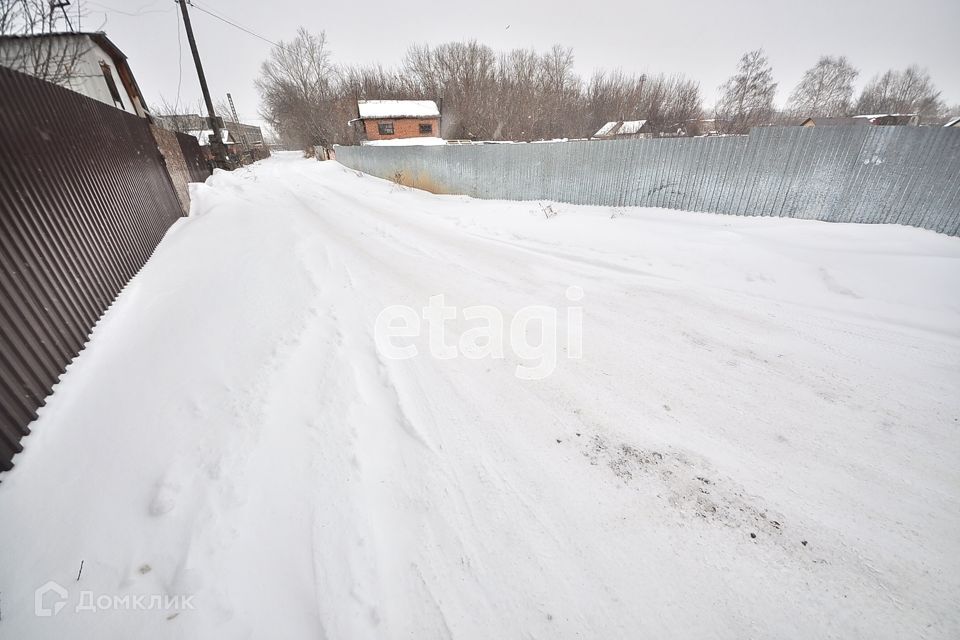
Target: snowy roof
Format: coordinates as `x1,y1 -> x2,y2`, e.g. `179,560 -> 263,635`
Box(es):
617,120 -> 648,135
357,100 -> 440,119
0,31 -> 128,62
799,117 -> 869,127
594,122 -> 619,137
853,113 -> 917,119
189,129 -> 233,146
943,116 -> 960,127
593,120 -> 648,137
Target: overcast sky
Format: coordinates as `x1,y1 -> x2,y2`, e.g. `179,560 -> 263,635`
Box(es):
84,0 -> 959,129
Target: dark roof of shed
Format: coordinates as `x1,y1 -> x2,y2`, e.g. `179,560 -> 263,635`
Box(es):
798,117 -> 869,126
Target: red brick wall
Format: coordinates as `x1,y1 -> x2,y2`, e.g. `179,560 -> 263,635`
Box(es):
363,117 -> 440,141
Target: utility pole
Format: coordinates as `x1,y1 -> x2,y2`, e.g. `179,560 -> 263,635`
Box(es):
175,0 -> 229,169
227,93 -> 251,160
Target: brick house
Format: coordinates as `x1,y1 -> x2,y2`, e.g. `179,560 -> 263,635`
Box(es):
798,115 -> 919,127
351,100 -> 441,143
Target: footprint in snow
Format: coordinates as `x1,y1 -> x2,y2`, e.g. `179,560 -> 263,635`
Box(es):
149,481 -> 181,516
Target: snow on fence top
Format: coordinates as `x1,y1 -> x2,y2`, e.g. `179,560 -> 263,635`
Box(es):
357,100 -> 440,119
363,137 -> 446,147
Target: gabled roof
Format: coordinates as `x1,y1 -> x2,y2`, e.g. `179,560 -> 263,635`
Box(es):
594,120 -> 648,137
854,113 -> 918,119
0,31 -> 127,63
594,122 -> 619,137
799,117 -> 869,127
0,30 -> 149,115
189,129 -> 234,146
357,100 -> 440,119
155,114 -> 209,131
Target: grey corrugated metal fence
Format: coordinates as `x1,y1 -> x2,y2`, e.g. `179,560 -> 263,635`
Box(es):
335,126 -> 960,236
0,65 -> 197,471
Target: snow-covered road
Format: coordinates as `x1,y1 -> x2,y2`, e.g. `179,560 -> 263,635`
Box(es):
2,153 -> 959,639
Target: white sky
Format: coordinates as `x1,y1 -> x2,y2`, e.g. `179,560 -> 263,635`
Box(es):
82,0 -> 960,129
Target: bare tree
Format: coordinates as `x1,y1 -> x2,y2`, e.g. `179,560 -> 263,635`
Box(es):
647,75 -> 703,135
586,70 -> 646,131
256,33 -> 705,145
855,66 -> 944,121
494,48 -> 542,139
256,28 -> 341,148
0,0 -> 20,33
534,44 -> 580,139
0,0 -> 94,85
787,55 -> 858,117
715,49 -> 777,134
151,96 -> 207,133
340,64 -> 409,99
403,40 -> 499,139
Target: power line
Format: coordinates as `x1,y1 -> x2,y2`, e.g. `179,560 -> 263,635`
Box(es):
176,0 -> 228,167
86,1 -> 169,17
186,1 -> 288,52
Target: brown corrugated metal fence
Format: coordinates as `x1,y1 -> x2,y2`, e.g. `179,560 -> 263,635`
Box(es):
177,130 -> 211,183
151,125 -> 210,215
0,65 -> 203,471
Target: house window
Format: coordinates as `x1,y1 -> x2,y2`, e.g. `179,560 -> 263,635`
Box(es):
98,61 -> 125,109
419,123 -> 433,135
378,122 -> 394,135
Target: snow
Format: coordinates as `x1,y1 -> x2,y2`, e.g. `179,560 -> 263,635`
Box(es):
854,113 -> 918,119
187,128 -> 231,146
616,119 -> 647,134
594,120 -> 647,137
357,99 -> 440,119
362,136 -> 446,146
1,152 -> 959,639
593,121 -> 619,136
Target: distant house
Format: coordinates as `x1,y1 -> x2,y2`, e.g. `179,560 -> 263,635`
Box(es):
154,113 -> 210,134
0,31 -> 149,117
351,100 -> 442,143
855,114 -> 919,126
799,117 -> 870,127
155,113 -> 267,156
188,128 -> 236,159
230,122 -> 266,147
944,116 -> 960,128
690,118 -> 719,136
593,120 -> 654,139
798,114 -> 919,127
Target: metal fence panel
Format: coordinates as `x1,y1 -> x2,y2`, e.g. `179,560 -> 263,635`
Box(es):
0,65 -> 188,471
335,126 -> 960,236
